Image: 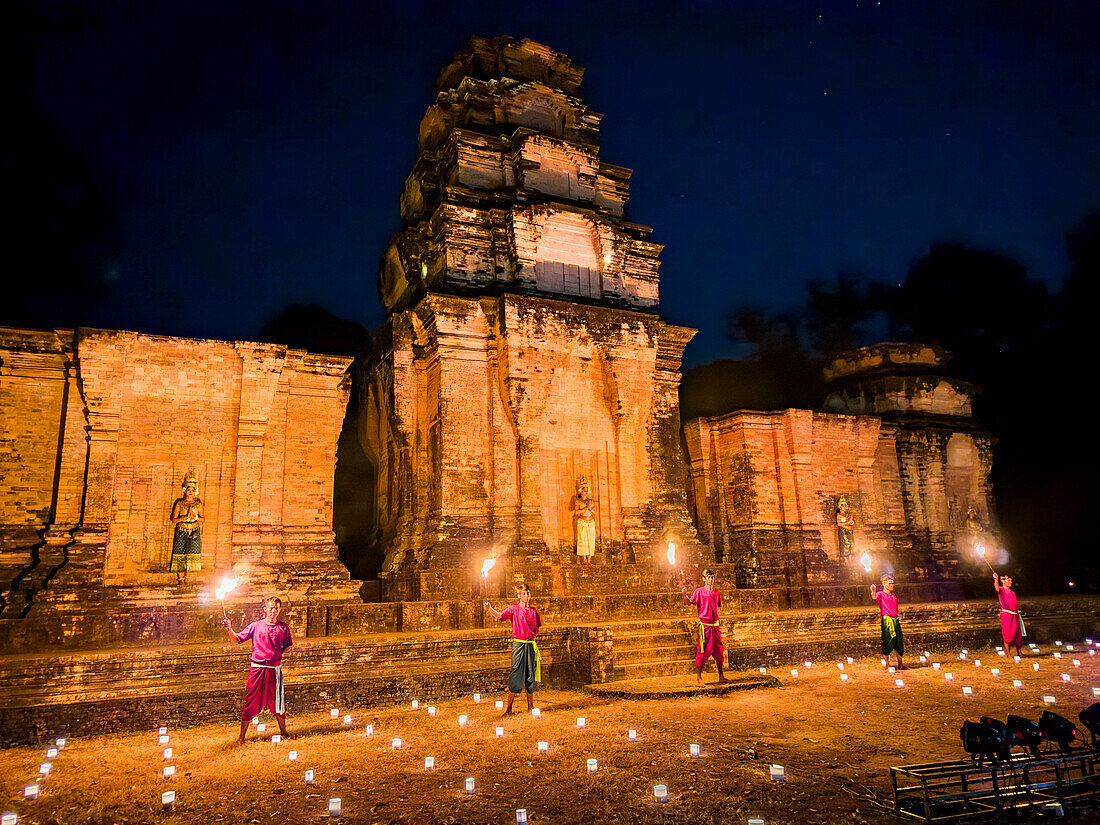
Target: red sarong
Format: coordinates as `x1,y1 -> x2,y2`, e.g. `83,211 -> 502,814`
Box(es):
695,622 -> 725,668
241,666 -> 281,721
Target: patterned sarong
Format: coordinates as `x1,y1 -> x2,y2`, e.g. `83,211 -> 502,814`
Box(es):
169,525 -> 202,572
509,639 -> 541,693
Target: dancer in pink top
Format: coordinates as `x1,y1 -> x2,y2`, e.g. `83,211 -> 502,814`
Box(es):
681,569 -> 730,686
485,583 -> 542,715
870,574 -> 905,670
223,596 -> 293,744
993,572 -> 1024,656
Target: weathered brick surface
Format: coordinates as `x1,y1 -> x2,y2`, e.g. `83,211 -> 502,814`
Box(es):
0,327 -> 356,647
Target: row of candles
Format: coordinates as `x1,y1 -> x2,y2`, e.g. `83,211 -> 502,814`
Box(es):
755,639 -> 1100,704
3,736 -> 67,823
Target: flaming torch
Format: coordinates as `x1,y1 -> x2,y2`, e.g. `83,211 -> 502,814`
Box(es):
975,544 -> 995,573
481,557 -> 497,578
667,541 -> 687,588
215,575 -> 241,620
860,552 -> 872,574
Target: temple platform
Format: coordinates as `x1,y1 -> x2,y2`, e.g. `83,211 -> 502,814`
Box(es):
1,595 -> 1096,745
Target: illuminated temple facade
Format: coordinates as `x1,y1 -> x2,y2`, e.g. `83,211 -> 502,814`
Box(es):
359,37 -> 706,599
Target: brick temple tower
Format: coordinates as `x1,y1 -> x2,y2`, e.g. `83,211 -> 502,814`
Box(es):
359,37 -> 712,600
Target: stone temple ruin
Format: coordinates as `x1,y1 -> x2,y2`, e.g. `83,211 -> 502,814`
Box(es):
0,36 -> 1095,741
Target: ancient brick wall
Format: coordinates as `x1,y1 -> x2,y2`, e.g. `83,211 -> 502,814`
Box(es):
685,406 -> 996,586
363,294 -> 699,578
0,327 -> 355,615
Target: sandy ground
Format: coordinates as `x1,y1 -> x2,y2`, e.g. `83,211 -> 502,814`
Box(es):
2,641 -> 1099,824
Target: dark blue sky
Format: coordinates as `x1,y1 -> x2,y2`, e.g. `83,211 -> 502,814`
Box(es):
16,0 -> 1099,366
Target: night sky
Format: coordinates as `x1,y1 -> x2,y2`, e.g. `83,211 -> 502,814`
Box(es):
10,0 -> 1099,367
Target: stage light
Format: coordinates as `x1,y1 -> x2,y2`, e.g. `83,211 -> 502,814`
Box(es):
1006,715 -> 1044,757
1038,710 -> 1078,754
960,720 -> 1009,765
1077,703 -> 1100,748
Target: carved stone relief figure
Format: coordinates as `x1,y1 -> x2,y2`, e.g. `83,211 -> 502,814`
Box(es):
835,495 -> 855,561
965,505 -> 986,549
571,476 -> 597,564
169,469 -> 204,583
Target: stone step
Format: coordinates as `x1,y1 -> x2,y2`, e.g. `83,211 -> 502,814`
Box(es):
613,643 -> 696,667
615,659 -> 711,680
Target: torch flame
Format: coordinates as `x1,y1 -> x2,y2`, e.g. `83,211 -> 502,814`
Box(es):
860,552 -> 872,573
217,576 -> 240,600
666,542 -> 676,565
975,544 -> 985,559
481,558 -> 497,578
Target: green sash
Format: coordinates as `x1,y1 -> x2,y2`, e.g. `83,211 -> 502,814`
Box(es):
696,620 -> 719,651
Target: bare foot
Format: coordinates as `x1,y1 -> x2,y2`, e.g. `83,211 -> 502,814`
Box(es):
896,664 -> 908,671
717,677 -> 731,684
502,710 -> 513,716
236,737 -> 246,745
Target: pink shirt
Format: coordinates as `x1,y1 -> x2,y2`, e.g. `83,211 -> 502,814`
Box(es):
998,588 -> 1018,613
499,604 -> 541,640
688,587 -> 722,623
873,589 -> 900,618
235,620 -> 293,666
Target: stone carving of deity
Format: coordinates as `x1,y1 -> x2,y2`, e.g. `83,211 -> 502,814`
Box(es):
965,505 -> 985,548
169,469 -> 204,583
835,496 -> 854,561
571,477 -> 597,565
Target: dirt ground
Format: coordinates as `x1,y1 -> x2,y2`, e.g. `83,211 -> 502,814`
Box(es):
2,641 -> 1099,824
